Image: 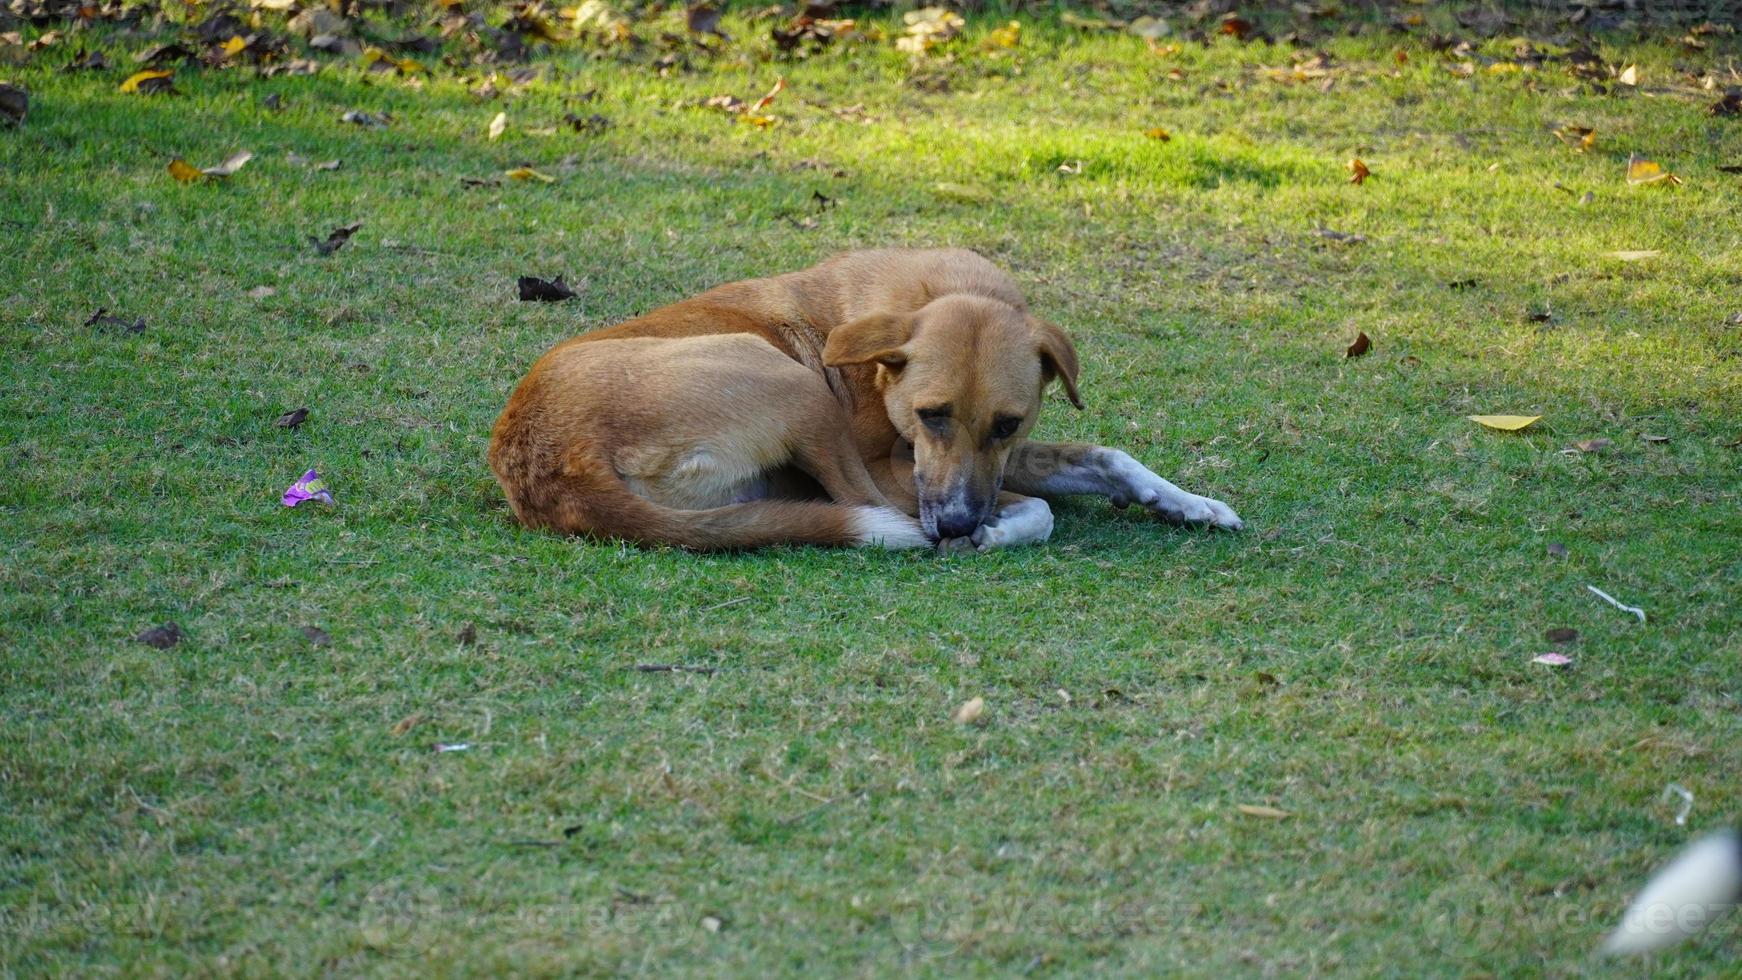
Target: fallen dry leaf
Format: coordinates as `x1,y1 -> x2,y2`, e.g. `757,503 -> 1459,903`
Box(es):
1618,63 -> 1639,86
1469,415 -> 1541,431
65,48 -> 109,72
1347,157 -> 1371,185
390,712 -> 424,736
518,276 -> 577,302
135,623 -> 183,649
300,625 -> 331,646
134,43 -> 192,67
750,76 -> 785,114
1145,126 -> 1171,141
1219,14 -> 1254,40
1345,331 -> 1371,358
274,407 -> 309,428
1626,155 -> 1682,187
685,3 -> 727,38
985,20 -> 1022,48
505,166 -> 556,183
1236,804 -> 1290,820
247,285 -> 277,299
1570,438 -> 1611,453
488,110 -> 506,141
202,150 -> 253,178
1553,125 -> 1596,151
897,7 -> 963,54
310,221 -> 363,255
340,109 -> 389,127
952,696 -> 985,725
168,158 -> 204,183
85,308 -> 145,334
1641,433 -> 1670,443
1314,227 -> 1365,245
0,83 -> 25,127
119,69 -> 174,94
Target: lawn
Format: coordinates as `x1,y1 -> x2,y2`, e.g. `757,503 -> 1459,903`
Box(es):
3,1 -> 1741,974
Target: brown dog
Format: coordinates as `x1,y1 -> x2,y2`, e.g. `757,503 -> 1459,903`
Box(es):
488,248 -> 1242,550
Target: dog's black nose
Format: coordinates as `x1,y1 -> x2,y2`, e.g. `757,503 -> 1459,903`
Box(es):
935,515 -> 979,540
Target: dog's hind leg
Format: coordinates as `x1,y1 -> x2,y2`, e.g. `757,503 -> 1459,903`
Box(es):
1004,442 -> 1243,530
778,379 -> 899,511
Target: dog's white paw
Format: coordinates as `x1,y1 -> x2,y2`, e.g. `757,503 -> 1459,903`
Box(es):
970,497 -> 1054,551
1141,490 -> 1242,530
1113,471 -> 1243,530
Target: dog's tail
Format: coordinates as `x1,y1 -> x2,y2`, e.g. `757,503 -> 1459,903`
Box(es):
489,440 -> 927,552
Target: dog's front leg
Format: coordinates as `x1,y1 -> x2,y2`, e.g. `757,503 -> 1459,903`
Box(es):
967,493 -> 1055,551
1004,442 -> 1243,530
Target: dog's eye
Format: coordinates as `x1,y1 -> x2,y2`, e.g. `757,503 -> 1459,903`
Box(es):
916,407 -> 951,433
991,416 -> 1023,440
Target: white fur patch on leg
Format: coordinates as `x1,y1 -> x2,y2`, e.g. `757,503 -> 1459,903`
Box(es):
849,506 -> 930,549
971,497 -> 1054,551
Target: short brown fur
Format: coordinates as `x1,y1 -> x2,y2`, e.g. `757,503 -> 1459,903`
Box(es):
489,248 -> 1242,550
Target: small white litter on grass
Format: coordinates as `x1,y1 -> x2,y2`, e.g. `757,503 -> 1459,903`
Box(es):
1662,783 -> 1694,826
1532,653 -> 1573,666
1587,585 -> 1646,623
435,742 -> 472,753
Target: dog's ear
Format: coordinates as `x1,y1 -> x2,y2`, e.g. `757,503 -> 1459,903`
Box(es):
823,312 -> 913,369
1032,317 -> 1083,409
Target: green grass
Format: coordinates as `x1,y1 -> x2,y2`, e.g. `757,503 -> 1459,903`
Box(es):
4,5 -> 1742,975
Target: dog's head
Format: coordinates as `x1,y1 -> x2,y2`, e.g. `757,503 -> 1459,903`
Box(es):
824,295 -> 1081,541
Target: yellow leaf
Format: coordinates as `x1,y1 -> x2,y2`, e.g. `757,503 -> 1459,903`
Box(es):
1618,63 -> 1639,86
505,167 -> 555,183
1469,415 -> 1541,431
1237,804 -> 1291,820
740,114 -> 777,128
488,111 -> 506,141
1553,125 -> 1595,151
396,57 -> 425,75
985,20 -> 1020,48
1626,155 -> 1682,186
119,69 -> 173,94
222,35 -> 248,57
1348,157 -> 1371,185
1145,126 -> 1171,141
167,158 -> 203,182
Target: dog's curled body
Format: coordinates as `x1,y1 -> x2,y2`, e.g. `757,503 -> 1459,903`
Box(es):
489,250 -> 985,550
490,248 -> 1243,550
